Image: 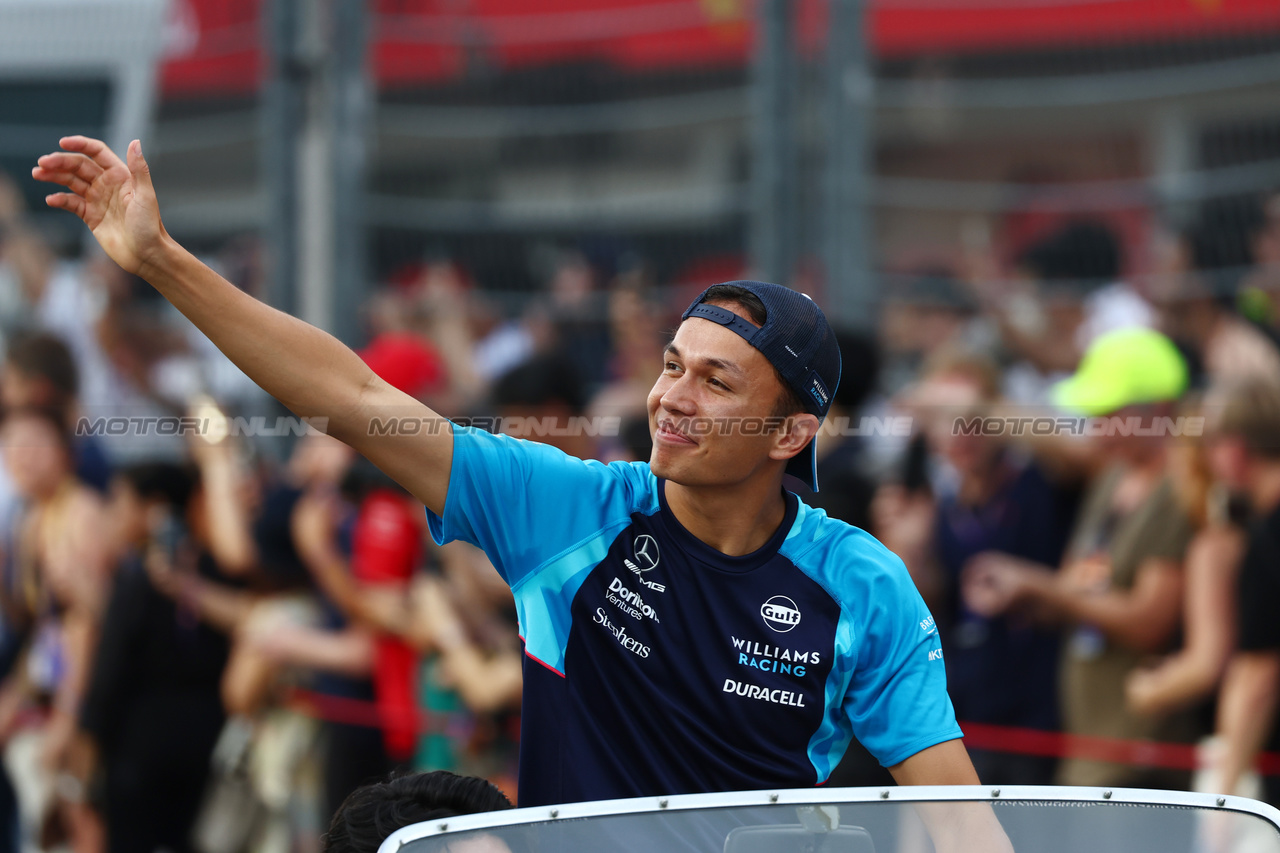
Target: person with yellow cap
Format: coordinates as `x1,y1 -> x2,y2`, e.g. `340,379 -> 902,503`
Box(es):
962,327 -> 1202,790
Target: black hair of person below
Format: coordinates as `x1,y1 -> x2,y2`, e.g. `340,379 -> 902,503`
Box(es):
323,771 -> 514,853
491,351 -> 588,415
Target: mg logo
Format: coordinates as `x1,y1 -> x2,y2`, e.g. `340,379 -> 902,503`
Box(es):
631,535 -> 660,572
761,596 -> 801,633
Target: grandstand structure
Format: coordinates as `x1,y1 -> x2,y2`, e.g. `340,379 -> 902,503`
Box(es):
5,0 -> 1280,332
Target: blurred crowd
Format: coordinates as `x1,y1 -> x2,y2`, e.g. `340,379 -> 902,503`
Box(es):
2,160 -> 1280,853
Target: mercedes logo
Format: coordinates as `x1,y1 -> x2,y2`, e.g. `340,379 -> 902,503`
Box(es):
632,535 -> 660,572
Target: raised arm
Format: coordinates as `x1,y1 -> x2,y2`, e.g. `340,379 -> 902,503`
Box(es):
34,137 -> 452,514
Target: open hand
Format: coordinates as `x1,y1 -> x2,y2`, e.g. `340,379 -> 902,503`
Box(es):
32,136 -> 168,276
1124,666 -> 1167,717
961,551 -> 1035,617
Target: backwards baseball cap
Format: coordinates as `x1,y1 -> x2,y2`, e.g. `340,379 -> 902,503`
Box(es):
681,280 -> 842,491
1051,327 -> 1188,417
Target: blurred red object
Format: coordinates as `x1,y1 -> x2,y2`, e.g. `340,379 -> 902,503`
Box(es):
162,0 -> 1280,98
352,488 -> 424,760
359,332 -> 447,398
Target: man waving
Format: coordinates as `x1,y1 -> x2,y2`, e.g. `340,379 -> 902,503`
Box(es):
34,139 -> 1005,851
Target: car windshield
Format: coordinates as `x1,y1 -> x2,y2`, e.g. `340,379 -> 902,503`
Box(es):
387,788 -> 1280,853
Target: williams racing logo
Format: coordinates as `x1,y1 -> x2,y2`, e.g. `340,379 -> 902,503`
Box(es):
760,595 -> 801,633
624,534 -> 666,592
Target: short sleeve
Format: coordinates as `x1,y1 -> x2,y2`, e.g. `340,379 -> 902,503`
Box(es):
427,426 -> 653,589
1238,526 -> 1280,652
1142,484 -> 1195,563
842,545 -> 963,768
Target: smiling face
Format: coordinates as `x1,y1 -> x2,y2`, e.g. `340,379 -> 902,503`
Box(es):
646,307 -> 816,489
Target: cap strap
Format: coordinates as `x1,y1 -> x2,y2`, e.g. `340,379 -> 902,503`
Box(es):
685,303 -> 761,344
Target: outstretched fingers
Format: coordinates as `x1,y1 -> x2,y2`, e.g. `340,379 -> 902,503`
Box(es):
44,193 -> 86,220
31,167 -> 91,198
36,151 -> 104,184
58,135 -> 124,173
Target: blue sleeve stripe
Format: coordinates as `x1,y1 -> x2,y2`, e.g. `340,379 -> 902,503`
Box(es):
805,602 -> 858,782
780,503 -> 856,782
514,522 -> 629,673
518,635 -> 567,678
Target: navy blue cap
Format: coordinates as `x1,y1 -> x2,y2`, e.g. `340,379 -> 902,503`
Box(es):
681,280 -> 842,491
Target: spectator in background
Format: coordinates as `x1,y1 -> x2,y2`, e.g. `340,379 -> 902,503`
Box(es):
491,352 -> 594,460
0,407 -> 110,851
1153,217 -> 1280,389
403,261 -> 486,415
587,272 -> 668,465
877,349 -> 1079,785
359,319 -> 448,414
1124,417 -> 1244,731
871,272 -> 990,483
76,462 -> 232,853
407,564 -> 522,796
588,274 -> 666,427
275,332 -> 462,816
879,271 -> 984,396
546,252 -> 610,393
964,328 -> 1197,789
0,216 -> 78,346
1199,190 -> 1280,329
3,332 -> 111,492
469,297 -> 543,389
792,329 -> 881,532
286,461 -> 425,770
0,210 -> 184,463
1205,378 -> 1280,807
981,221 -> 1154,404
278,461 -> 422,818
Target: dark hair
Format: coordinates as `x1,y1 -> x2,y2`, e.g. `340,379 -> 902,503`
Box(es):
117,463 -> 198,513
323,771 -> 513,853
1018,221 -> 1122,287
6,332 -> 78,399
1,404 -> 74,457
492,352 -> 587,414
698,284 -> 808,417
832,329 -> 879,411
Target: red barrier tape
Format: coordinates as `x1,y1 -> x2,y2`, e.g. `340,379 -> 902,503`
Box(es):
961,721 -> 1280,776
288,688 -> 439,732
283,691 -> 1280,777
